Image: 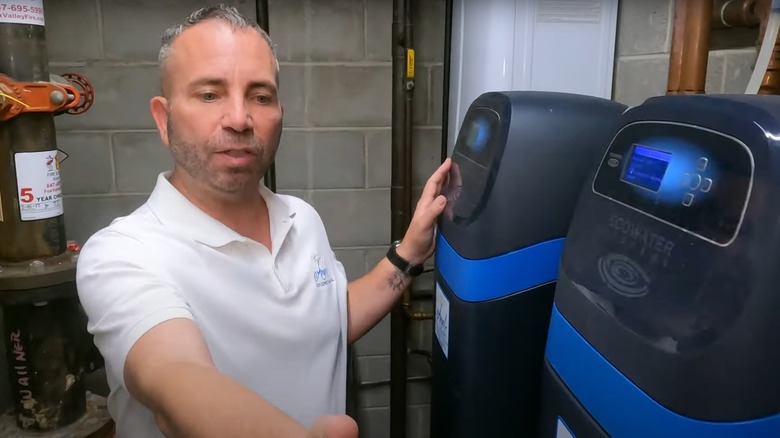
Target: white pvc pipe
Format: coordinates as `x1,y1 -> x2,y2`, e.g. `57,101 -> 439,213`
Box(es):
745,0 -> 780,94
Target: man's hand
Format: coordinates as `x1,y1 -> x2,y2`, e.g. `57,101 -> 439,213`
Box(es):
307,415 -> 359,438
397,158 -> 453,265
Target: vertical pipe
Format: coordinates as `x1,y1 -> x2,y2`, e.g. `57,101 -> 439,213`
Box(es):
440,0 -> 453,163
667,1 -> 687,94
0,23 -> 66,262
679,0 -> 713,94
255,0 -> 277,193
0,13 -> 90,431
390,0 -> 409,436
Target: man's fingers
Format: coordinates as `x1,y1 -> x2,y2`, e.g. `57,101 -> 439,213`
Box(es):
420,158 -> 452,204
419,194 -> 447,226
307,415 -> 359,438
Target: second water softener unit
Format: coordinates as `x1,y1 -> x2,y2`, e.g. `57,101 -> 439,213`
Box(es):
540,94 -> 780,438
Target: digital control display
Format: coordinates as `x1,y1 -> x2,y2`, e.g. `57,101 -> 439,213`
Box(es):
447,106 -> 506,224
464,118 -> 489,153
592,121 -> 753,246
622,145 -> 671,192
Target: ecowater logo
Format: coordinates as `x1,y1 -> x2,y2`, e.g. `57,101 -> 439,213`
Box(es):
597,253 -> 650,298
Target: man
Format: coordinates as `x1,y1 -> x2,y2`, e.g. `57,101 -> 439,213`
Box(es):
75,4 -> 451,438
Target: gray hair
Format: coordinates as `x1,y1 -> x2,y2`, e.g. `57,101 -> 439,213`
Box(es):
158,4 -> 280,81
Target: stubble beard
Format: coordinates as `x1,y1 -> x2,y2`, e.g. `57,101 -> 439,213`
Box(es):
166,116 -> 274,195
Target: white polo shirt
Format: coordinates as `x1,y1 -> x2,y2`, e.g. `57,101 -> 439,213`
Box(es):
76,172 -> 348,438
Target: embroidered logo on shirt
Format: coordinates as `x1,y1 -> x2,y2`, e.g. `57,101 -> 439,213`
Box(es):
313,254 -> 335,288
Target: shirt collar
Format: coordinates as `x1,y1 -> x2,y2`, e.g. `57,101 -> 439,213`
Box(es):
146,172 -> 296,249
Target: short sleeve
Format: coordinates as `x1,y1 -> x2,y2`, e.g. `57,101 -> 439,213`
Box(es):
76,230 -> 193,389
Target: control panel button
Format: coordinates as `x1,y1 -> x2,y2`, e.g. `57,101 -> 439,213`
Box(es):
683,193 -> 694,207
681,173 -> 691,187
697,157 -> 708,171
689,174 -> 702,190
701,178 -> 713,193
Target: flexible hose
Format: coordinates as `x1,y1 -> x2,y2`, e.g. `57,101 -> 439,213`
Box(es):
745,0 -> 780,93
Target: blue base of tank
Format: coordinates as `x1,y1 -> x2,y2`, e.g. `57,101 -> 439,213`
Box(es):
543,305 -> 780,437
435,233 -> 565,303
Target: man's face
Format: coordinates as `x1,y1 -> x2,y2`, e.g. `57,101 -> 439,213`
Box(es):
157,19 -> 282,195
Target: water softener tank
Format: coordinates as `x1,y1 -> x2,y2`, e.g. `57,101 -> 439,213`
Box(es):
539,94 -> 780,438
431,91 -> 626,438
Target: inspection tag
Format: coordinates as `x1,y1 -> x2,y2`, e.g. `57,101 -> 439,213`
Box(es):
14,150 -> 63,221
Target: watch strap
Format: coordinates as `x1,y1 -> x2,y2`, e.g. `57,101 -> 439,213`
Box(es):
386,241 -> 424,277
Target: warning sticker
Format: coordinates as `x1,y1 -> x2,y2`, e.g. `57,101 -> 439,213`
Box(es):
14,150 -> 63,221
0,1 -> 44,27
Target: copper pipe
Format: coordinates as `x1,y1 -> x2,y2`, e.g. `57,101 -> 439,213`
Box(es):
759,39 -> 780,93
667,0 -> 687,94
402,298 -> 432,320
752,0 -> 780,94
681,0 -> 713,94
667,0 -> 713,95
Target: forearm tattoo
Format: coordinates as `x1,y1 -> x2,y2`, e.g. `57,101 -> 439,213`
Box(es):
387,268 -> 408,293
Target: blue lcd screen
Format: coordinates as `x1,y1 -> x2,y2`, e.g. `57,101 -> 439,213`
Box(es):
622,145 -> 672,192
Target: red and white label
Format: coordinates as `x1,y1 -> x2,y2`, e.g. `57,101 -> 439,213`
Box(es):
0,1 -> 44,26
15,150 -> 63,221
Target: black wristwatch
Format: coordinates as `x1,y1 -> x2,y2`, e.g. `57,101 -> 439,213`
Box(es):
386,240 -> 425,277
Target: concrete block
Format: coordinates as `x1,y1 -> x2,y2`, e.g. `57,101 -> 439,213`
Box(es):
429,65 -> 443,126
366,129 -> 391,188
43,0 -> 101,61
51,65 -> 160,130
280,65 -> 306,127
354,355 -> 431,408
274,130 -> 310,190
613,55 -> 669,107
277,189 -> 308,203
412,128 -> 441,187
268,0 -> 307,62
113,132 -> 174,193
705,52 -> 727,94
310,188 -> 390,246
365,0 -> 392,62
333,247 -> 367,281
57,132 -> 113,195
312,131 -> 365,189
356,407 -> 390,438
63,194 -> 148,244
309,66 -> 392,127
355,404 -> 432,438
101,0 -> 255,61
309,0 -> 364,62
723,49 -> 758,94
413,0 -> 445,63
365,246 -> 387,272
616,0 -> 672,56
353,314 -> 390,356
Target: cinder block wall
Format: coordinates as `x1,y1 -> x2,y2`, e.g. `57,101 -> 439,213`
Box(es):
0,1 -> 761,437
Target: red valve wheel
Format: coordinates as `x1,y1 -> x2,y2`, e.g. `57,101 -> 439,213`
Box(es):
61,72 -> 95,115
